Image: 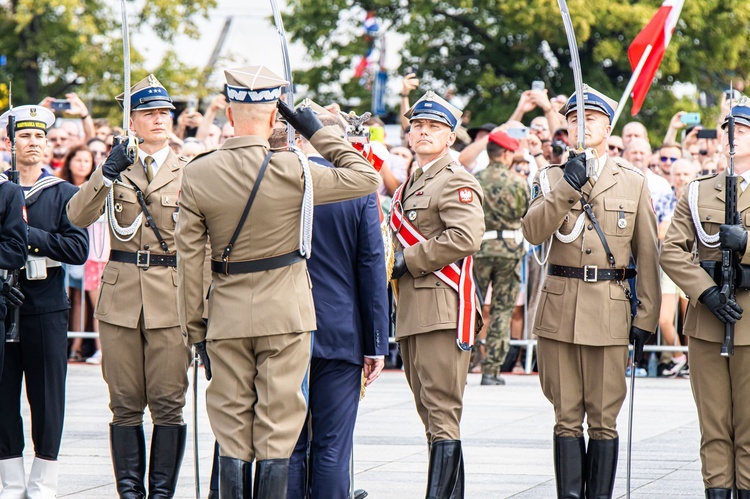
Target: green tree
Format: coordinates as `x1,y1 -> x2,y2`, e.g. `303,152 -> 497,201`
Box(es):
286,0 -> 750,139
0,0 -> 215,116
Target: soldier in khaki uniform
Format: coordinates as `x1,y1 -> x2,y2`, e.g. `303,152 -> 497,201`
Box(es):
521,86 -> 660,498
67,75 -> 191,498
660,99 -> 750,499
473,130 -> 529,386
389,91 -> 485,498
175,66 -> 380,498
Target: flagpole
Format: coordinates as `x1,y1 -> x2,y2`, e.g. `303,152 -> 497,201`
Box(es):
611,44 -> 653,130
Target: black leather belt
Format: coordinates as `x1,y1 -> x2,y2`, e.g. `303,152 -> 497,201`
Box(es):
109,250 -> 176,269
211,251 -> 304,275
548,264 -> 636,282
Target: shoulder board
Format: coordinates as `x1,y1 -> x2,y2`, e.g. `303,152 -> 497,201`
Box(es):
189,149 -> 217,163
694,172 -> 720,182
447,162 -> 464,172
612,157 -> 645,177
546,163 -> 563,170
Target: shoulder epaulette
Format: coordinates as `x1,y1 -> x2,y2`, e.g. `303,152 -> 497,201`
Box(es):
189,149 -> 217,163
612,157 -> 645,177
694,172 -> 720,182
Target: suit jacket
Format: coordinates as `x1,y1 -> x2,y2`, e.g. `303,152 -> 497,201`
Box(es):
661,171 -> 750,345
392,153 -> 485,338
176,126 -> 381,345
306,156 -> 389,365
522,157 -> 661,346
67,150 -> 186,329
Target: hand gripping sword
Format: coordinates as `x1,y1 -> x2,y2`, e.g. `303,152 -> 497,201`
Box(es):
557,0 -> 596,177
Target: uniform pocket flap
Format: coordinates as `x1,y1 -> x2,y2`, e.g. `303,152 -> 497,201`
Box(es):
161,193 -> 179,207
115,188 -> 138,204
699,207 -> 724,224
604,198 -> 637,213
404,196 -> 431,210
541,276 -> 565,295
101,266 -> 119,285
413,275 -> 447,289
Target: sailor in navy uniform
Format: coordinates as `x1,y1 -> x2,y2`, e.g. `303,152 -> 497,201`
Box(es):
0,105 -> 89,498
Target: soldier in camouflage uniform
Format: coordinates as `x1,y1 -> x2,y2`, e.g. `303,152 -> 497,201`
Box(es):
474,130 -> 530,385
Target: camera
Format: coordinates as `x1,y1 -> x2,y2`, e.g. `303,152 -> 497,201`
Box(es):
680,112 -> 701,125
697,129 -> 717,140
551,140 -> 567,157
50,99 -> 71,112
507,126 -> 529,140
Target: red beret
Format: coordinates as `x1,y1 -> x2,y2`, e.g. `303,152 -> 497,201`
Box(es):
487,130 -> 520,151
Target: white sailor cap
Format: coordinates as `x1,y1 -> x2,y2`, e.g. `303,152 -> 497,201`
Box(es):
224,66 -> 289,104
559,85 -> 618,124
405,91 -> 463,131
0,105 -> 56,132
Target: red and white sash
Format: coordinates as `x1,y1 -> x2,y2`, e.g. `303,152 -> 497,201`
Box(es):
390,184 -> 477,350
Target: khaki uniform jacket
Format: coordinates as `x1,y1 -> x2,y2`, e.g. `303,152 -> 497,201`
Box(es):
661,171 -> 750,345
67,151 -> 185,330
522,157 -> 660,345
393,154 -> 485,339
176,126 -> 381,345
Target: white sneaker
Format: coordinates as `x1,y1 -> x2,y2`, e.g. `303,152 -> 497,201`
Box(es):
85,350 -> 102,365
663,354 -> 688,377
0,457 -> 26,499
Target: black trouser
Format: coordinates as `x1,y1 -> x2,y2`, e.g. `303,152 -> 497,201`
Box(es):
0,310 -> 69,459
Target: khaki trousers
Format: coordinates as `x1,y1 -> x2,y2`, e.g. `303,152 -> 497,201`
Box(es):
537,336 -> 628,440
207,332 -> 311,462
689,337 -> 750,489
399,329 -> 471,443
99,319 -> 191,426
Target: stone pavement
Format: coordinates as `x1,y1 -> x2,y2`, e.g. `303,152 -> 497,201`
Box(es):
15,364 -> 702,498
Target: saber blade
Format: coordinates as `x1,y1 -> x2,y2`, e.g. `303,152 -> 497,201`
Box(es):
270,0 -> 295,148
120,0 -> 130,132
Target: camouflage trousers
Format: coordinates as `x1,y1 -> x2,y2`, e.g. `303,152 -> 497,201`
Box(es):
474,255 -> 522,376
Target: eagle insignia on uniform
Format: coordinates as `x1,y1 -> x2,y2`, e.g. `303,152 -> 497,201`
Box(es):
30,108 -> 37,117
458,188 -> 473,204
531,184 -> 540,199
115,203 -> 123,213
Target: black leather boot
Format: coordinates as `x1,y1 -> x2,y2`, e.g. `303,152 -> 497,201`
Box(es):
706,489 -> 732,498
148,425 -> 187,498
219,456 -> 252,499
736,489 -> 750,498
585,438 -> 618,499
253,459 -> 289,499
450,449 -> 465,499
426,440 -> 463,499
110,424 -> 147,499
553,434 -> 585,499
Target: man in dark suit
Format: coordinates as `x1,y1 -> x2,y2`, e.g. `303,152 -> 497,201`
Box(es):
287,109 -> 389,499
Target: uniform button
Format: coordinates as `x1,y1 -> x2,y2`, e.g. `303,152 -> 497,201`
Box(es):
587,224 -> 593,230
436,282 -> 441,286
144,245 -> 149,250
34,248 -> 39,253
119,194 -> 124,199
706,215 -> 712,220
27,245 -> 31,249
568,199 -> 574,204
586,248 -> 591,254
619,204 -> 624,209
145,222 -> 150,227
145,200 -> 151,206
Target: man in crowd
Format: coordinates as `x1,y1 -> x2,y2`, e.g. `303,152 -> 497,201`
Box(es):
623,137 -> 672,202
607,135 -> 624,157
660,97 -> 750,499
176,65 -> 380,497
522,85 -> 660,498
622,121 -> 648,148
0,105 -> 88,498
390,90 -> 484,497
287,106 -> 389,499
67,75 -> 192,498
473,130 -> 529,386
658,142 -> 683,179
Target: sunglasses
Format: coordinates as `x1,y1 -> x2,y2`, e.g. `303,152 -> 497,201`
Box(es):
608,145 -> 624,153
531,124 -> 549,131
660,156 -> 678,163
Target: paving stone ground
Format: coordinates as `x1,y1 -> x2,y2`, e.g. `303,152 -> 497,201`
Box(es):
13,364 -> 702,498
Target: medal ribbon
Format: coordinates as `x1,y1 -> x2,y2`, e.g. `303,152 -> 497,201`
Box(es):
389,185 -> 476,350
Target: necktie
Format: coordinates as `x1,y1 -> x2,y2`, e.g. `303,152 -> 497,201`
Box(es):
144,156 -> 155,183
410,167 -> 423,188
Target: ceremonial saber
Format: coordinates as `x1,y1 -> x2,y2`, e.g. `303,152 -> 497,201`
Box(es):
626,354 -> 636,498
119,0 -> 138,163
270,0 -> 295,148
556,0 -> 586,154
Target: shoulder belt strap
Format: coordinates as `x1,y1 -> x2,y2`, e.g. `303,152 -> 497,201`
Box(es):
221,150 -> 274,269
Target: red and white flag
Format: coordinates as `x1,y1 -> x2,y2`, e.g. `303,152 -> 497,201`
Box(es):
627,0 -> 685,115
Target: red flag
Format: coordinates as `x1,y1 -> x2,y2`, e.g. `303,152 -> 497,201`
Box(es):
627,0 -> 684,115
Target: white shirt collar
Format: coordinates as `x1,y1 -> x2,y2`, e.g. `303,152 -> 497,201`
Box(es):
593,153 -> 609,182
138,146 -> 170,172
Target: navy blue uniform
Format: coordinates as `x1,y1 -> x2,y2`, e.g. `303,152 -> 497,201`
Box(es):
0,171 -> 88,460
287,156 -> 389,499
0,180 -> 29,378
